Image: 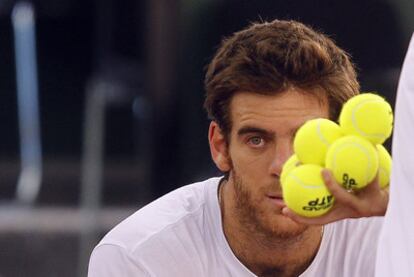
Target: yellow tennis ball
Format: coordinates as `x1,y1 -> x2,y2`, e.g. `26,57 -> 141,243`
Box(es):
326,135 -> 379,190
283,164 -> 334,217
294,118 -> 343,165
281,154 -> 300,187
377,144 -> 392,189
339,93 -> 393,144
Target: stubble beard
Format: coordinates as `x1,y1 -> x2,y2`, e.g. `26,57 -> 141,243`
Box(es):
231,170 -> 308,242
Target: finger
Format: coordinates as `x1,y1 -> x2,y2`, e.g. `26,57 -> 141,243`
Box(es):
282,207 -> 321,224
361,173 -> 381,193
322,169 -> 356,203
282,206 -> 349,225
321,169 -> 360,207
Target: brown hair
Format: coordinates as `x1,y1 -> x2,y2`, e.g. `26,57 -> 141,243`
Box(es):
204,20 -> 359,139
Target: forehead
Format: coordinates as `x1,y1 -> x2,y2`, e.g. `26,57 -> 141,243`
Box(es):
229,89 -> 329,129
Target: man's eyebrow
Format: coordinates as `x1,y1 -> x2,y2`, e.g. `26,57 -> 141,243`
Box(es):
237,126 -> 274,138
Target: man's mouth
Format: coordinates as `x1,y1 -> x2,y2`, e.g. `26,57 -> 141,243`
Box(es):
266,195 -> 286,208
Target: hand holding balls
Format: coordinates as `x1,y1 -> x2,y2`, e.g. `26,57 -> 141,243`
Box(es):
325,135 -> 379,190
328,93 -> 393,189
283,119 -> 341,217
282,92 -> 393,218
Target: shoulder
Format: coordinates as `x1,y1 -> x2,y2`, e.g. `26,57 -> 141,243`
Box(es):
88,243 -> 150,277
89,177 -> 222,275
99,177 -> 220,250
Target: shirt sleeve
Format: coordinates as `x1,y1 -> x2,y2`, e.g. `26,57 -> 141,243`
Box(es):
375,33 -> 414,276
88,244 -> 151,277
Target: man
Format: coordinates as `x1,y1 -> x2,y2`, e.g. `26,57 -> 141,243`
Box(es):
375,34 -> 414,276
88,20 -> 388,277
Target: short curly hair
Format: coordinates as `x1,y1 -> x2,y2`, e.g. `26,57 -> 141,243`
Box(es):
204,19 -> 359,140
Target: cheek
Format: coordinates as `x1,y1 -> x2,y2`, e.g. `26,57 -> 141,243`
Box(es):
233,168 -> 267,204
231,157 -> 280,212
230,145 -> 274,171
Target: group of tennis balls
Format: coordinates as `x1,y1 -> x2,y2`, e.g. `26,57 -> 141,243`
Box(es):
281,93 -> 393,217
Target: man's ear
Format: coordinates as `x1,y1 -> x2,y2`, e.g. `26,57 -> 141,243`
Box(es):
208,121 -> 231,172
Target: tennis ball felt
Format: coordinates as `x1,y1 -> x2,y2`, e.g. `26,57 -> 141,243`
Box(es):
326,135 -> 379,190
339,93 -> 393,144
294,118 -> 343,166
283,164 -> 334,217
377,144 -> 392,189
281,154 -> 300,187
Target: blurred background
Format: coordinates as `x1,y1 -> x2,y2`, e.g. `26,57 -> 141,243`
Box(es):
0,0 -> 413,276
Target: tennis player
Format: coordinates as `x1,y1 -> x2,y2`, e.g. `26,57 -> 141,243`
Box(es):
88,19 -> 388,277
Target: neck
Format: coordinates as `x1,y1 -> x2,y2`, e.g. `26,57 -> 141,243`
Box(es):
219,179 -> 323,277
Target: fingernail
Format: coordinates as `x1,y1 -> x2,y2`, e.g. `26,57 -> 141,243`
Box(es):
322,169 -> 330,179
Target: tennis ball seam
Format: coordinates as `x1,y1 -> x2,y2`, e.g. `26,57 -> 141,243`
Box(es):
378,167 -> 389,179
330,141 -> 376,186
316,120 -> 331,147
378,166 -> 390,188
289,174 -> 325,189
351,99 -> 389,139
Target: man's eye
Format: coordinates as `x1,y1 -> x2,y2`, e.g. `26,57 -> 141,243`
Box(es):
248,136 -> 264,147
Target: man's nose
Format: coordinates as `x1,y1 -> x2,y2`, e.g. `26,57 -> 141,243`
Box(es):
269,139 -> 294,177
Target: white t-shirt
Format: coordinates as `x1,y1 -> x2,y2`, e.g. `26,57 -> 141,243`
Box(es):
88,177 -> 383,277
375,34 -> 414,276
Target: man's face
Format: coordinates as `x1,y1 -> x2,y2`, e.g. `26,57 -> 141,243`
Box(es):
225,89 -> 329,237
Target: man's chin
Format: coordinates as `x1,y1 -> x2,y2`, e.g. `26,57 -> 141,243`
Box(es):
262,214 -> 309,238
